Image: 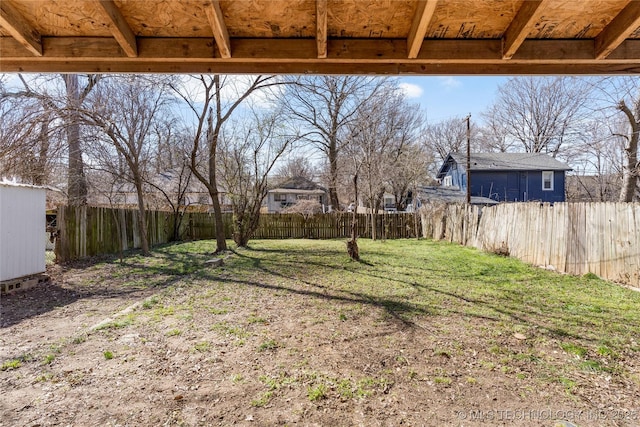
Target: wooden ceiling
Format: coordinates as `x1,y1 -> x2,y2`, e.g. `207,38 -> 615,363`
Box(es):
1,0 -> 640,74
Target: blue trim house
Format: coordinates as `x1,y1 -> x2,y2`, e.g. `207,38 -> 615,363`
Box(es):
436,153 -> 572,203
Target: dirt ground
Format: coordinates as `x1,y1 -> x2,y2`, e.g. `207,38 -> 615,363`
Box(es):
1,250 -> 638,427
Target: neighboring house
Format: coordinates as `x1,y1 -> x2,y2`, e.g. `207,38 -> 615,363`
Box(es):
356,193 -> 402,213
436,152 -> 572,203
89,169 -> 232,212
415,186 -> 499,206
265,176 -> 328,213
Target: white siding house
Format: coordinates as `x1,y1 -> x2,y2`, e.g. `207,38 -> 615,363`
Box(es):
265,177 -> 328,213
0,182 -> 46,282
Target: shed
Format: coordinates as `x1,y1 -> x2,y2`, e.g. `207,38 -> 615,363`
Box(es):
0,182 -> 47,291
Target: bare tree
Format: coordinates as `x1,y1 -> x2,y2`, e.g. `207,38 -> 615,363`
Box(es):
0,74 -> 101,203
590,77 -> 640,202
274,156 -> 317,182
478,106 -> 517,153
172,75 -> 281,253
612,83 -> 640,202
345,86 -> 425,240
217,109 -> 298,247
145,158 -> 194,241
80,75 -> 172,254
386,143 -> 432,210
282,76 -> 389,211
564,118 -> 624,202
424,116 -> 479,162
0,92 -> 60,185
486,77 -> 589,156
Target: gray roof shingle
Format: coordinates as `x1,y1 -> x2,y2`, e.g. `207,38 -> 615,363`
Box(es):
449,152 -> 572,172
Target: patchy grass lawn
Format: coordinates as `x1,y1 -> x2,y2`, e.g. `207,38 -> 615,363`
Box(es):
2,239 -> 639,426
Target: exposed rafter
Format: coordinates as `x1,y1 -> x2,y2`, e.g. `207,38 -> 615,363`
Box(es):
502,0 -> 548,60
595,0 -> 640,60
204,0 -> 231,58
407,0 -> 438,59
95,0 -> 137,57
316,0 -> 328,59
1,0 -> 639,75
0,1 -> 42,56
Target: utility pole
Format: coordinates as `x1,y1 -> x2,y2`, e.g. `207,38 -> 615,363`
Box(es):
465,114 -> 471,204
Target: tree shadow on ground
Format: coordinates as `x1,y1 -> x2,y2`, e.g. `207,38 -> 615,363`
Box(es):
1,250 -> 200,329
226,251 -> 429,328
229,248 -> 636,345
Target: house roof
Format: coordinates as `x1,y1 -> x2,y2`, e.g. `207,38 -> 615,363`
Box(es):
269,188 -> 326,195
437,152 -> 572,179
270,176 -> 327,192
417,186 -> 499,206
0,180 -> 47,191
1,1 -> 639,75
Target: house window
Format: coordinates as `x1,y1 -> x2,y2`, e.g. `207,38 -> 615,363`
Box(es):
274,193 -> 286,202
443,176 -> 453,187
542,171 -> 554,191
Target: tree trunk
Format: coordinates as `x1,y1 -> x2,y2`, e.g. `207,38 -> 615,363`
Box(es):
347,173 -> 359,261
63,74 -> 88,206
33,117 -> 50,186
133,176 -> 150,254
617,100 -> 640,202
328,140 -> 340,211
207,110 -> 228,253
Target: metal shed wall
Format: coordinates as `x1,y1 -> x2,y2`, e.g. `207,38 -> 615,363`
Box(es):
0,183 -> 46,281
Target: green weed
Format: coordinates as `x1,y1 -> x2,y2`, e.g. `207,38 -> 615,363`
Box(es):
257,339 -> 278,352
1,359 -> 21,371
251,391 -> 273,407
561,343 -> 587,357
193,341 -> 211,352
307,384 -> 327,401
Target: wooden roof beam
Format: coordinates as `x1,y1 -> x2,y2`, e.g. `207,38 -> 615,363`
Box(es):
502,0 -> 548,60
407,0 -> 438,59
96,0 -> 137,57
0,1 -> 42,56
316,0 -> 328,59
595,0 -> 640,60
205,0 -> 231,58
5,37 -> 640,63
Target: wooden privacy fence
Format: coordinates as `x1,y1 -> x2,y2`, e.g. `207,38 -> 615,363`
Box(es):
56,206 -> 420,261
420,202 -> 640,287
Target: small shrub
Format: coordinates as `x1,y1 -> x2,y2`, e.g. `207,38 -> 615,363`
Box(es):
103,351 -> 114,360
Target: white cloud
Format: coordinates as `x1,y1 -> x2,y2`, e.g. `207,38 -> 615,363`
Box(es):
399,82 -> 423,99
437,76 -> 462,89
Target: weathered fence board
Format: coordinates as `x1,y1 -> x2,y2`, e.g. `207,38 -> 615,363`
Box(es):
56,207 -> 420,261
421,202 -> 640,287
